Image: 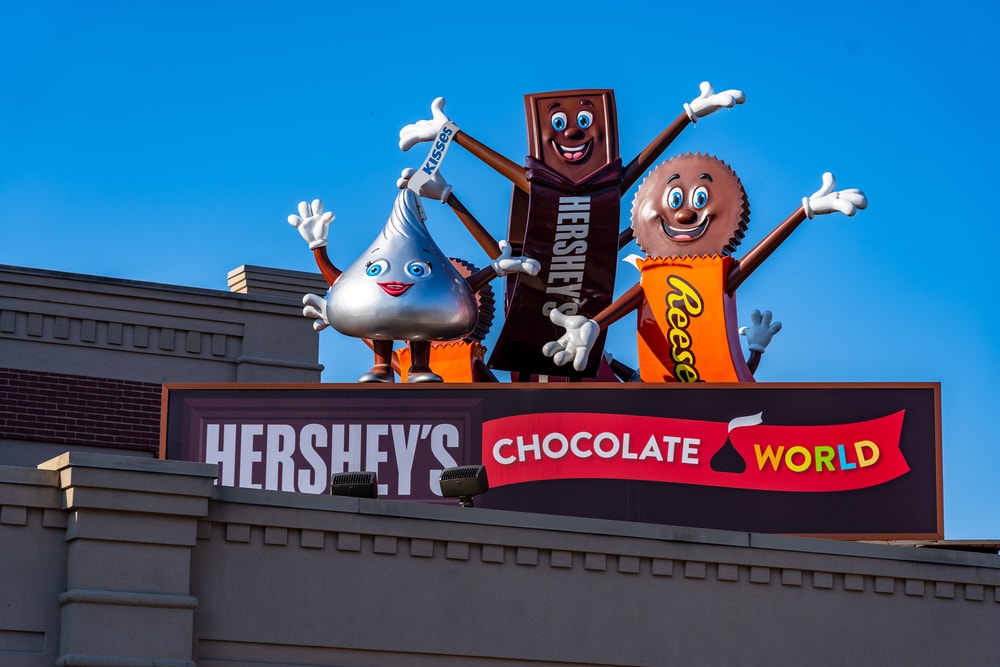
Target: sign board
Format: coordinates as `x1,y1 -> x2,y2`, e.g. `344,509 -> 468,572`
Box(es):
161,383 -> 942,539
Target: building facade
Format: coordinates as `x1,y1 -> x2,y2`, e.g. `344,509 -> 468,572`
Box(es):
1,263 -> 998,665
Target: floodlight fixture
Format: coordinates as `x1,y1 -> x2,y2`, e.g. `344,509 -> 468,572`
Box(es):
439,465 -> 489,507
330,471 -> 378,499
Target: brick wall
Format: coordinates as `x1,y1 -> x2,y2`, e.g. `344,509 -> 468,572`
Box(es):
0,368 -> 160,452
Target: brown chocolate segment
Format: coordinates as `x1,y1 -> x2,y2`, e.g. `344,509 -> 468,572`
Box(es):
524,89 -> 619,183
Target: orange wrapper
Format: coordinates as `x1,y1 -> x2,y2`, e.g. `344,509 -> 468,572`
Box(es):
636,255 -> 754,383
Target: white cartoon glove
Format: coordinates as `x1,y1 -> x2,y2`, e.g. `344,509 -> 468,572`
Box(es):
397,167 -> 453,202
301,293 -> 331,332
739,309 -> 782,353
802,173 -> 868,219
288,199 -> 334,249
542,309 -> 600,371
684,81 -> 746,123
399,97 -> 453,151
491,239 -> 541,277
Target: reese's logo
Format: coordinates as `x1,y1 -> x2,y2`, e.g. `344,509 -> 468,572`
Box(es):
665,274 -> 704,382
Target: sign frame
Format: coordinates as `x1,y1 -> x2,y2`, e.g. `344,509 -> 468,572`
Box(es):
161,382 -> 943,540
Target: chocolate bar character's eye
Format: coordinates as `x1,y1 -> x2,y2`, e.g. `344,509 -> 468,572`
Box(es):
668,187 -> 684,209
692,186 -> 709,209
551,112 -> 567,131
577,111 -> 593,129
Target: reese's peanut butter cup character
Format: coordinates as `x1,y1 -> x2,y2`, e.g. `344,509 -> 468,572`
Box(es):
288,181 -> 539,383
399,83 -> 744,378
542,153 -> 867,382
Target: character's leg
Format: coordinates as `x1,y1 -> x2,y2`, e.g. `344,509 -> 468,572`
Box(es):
359,340 -> 396,383
406,341 -> 443,383
473,359 -> 499,382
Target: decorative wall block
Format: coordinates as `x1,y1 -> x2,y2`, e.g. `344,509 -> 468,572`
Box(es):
264,526 -> 288,546
516,547 -> 538,566
781,569 -> 803,587
301,529 -> 325,549
905,579 -> 926,596
337,533 -> 362,552
584,553 -> 607,572
875,576 -> 895,594
446,541 -> 469,561
813,571 -> 834,589
481,544 -> 504,564
684,561 -> 706,579
935,581 -> 955,599
373,535 -> 397,554
225,523 -> 251,543
550,550 -> 573,569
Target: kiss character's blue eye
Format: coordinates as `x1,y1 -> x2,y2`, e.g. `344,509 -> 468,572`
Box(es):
405,260 -> 432,278
692,186 -> 709,209
551,112 -> 567,131
668,187 -> 683,209
366,259 -> 389,277
577,110 -> 593,129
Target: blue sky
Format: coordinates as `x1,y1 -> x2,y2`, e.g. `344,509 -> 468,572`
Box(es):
3,1 -> 998,538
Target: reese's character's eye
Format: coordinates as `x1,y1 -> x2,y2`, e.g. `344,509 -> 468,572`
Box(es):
405,260 -> 432,278
551,112 -> 568,131
577,110 -> 593,129
667,187 -> 684,209
365,259 -> 389,277
692,186 -> 709,209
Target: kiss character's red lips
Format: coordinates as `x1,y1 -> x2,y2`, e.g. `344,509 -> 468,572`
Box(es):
378,281 -> 413,297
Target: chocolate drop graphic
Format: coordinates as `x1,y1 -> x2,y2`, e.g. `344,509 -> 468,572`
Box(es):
710,437 -> 747,474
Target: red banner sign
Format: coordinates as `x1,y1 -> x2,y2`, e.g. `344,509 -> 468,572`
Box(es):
483,410 -> 907,492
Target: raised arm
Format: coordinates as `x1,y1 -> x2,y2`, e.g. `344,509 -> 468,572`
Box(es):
727,172 -> 868,294
400,97 -> 529,193
288,199 -> 340,284
622,82 -> 745,191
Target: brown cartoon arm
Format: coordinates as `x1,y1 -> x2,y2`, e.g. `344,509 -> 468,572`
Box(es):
313,247 -> 341,286
622,112 -> 691,191
444,192 -> 503,259
593,282 -> 645,330
439,192 -> 541,291
618,111 -> 692,249
455,132 -> 530,193
728,172 -> 867,293
465,266 -> 497,294
399,98 -> 528,192
726,207 -> 807,294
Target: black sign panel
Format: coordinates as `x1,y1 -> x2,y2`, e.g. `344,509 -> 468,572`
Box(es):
161,383 -> 941,538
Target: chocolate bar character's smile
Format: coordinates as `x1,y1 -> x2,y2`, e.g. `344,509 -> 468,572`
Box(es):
552,139 -> 593,163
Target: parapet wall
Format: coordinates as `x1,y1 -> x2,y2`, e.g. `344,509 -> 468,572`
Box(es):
0,264 -> 324,385
1,452 -> 998,666
0,264 -> 326,466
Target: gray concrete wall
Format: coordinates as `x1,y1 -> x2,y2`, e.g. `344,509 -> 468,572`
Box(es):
2,451 -> 998,666
0,264 -> 328,468
0,264 -> 325,384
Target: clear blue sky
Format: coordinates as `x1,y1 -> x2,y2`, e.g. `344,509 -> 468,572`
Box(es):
3,1 -> 998,538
